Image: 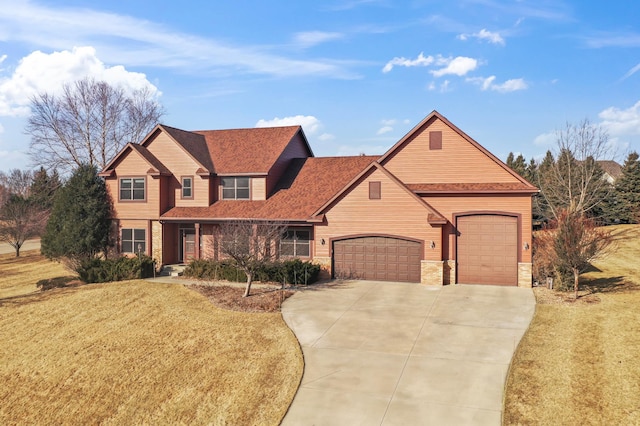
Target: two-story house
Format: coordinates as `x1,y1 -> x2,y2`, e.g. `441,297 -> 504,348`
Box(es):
100,111 -> 538,287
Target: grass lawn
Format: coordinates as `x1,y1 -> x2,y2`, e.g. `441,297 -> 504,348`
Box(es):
0,251 -> 303,425
503,225 -> 640,425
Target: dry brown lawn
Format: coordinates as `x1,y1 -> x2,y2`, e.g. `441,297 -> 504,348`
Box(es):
504,225 -> 640,425
0,251 -> 303,425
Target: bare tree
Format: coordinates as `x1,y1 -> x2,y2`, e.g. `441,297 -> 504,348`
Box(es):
553,209 -> 613,299
216,220 -> 287,297
0,195 -> 48,257
26,77 -> 163,174
0,169 -> 34,199
537,119 -> 615,218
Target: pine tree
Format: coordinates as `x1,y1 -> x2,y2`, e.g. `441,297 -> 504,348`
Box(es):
615,151 -> 640,223
29,167 -> 61,212
41,164 -> 111,268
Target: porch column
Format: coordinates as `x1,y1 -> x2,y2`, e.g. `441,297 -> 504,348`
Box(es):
195,222 -> 201,259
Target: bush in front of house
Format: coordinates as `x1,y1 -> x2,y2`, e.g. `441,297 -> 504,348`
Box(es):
77,255 -> 156,283
183,258 -> 320,285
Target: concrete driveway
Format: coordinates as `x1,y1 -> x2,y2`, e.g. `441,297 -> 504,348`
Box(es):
281,281 -> 535,425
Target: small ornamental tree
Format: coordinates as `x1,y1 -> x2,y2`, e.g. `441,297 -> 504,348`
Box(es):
216,220 -> 287,297
41,164 -> 111,271
546,210 -> 613,299
0,195 -> 48,257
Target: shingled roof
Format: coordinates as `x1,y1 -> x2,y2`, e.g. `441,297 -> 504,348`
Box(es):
161,156 -> 377,221
194,126 -> 311,175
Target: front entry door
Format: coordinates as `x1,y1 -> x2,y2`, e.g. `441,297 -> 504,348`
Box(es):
181,229 -> 196,262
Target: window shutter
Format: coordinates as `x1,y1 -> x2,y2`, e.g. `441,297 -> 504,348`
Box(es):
369,181 -> 381,199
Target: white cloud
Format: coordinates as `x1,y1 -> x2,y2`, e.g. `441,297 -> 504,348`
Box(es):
533,132 -> 556,146
381,119 -> 397,126
294,31 -> 343,48
621,63 -> 640,81
382,52 -> 434,73
383,53 -> 478,78
599,101 -> 640,136
430,56 -> 478,77
466,75 -> 528,92
0,47 -> 160,117
458,29 -> 505,45
377,125 -> 393,135
0,0 -> 355,79
256,115 -> 322,135
318,133 -> 335,141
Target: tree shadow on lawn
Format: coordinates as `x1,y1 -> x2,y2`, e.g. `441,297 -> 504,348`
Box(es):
582,275 -> 637,295
0,277 -> 84,308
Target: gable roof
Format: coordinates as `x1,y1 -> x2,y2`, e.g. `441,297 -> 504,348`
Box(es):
597,160 -> 622,181
194,126 -> 312,175
378,110 -> 538,191
312,161 -> 447,224
99,143 -> 170,177
161,155 -> 376,221
159,125 -> 214,173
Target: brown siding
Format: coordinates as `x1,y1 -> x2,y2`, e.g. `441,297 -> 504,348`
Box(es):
146,132 -> 210,207
424,194 -> 533,263
106,153 -> 160,220
316,168 -> 441,261
384,117 -> 520,184
267,132 -> 311,197
251,177 -> 266,201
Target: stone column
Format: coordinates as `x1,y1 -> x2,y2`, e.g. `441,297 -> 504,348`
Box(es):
421,260 -> 444,286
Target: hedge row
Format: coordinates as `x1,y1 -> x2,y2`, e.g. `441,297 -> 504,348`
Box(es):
183,258 -> 320,285
76,255 -> 156,283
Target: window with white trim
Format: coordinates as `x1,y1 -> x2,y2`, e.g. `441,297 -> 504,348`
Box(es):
280,229 -> 311,257
182,177 -> 193,199
122,228 -> 146,254
120,177 -> 145,201
222,177 -> 250,200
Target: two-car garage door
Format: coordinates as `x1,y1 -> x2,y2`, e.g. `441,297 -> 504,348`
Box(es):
333,236 -> 421,282
457,214 -> 518,286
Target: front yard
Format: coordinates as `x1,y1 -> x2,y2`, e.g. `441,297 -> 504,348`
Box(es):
0,252 -> 302,425
503,225 -> 640,425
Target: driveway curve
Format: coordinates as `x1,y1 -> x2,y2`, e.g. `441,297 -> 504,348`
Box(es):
281,280 -> 535,425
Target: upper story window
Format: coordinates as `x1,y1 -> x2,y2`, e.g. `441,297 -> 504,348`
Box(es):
280,229 -> 311,257
181,176 -> 193,199
120,177 -> 145,201
222,177 -> 250,200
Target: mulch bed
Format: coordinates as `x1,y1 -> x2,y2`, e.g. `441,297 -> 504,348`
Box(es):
189,284 -> 295,313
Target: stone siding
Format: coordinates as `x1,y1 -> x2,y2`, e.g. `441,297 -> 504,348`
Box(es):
151,221 -> 163,269
313,256 -> 332,280
518,262 -> 532,288
421,260 -> 444,286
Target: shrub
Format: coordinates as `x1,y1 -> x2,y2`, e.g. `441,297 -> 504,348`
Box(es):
76,255 -> 155,283
184,258 -> 320,285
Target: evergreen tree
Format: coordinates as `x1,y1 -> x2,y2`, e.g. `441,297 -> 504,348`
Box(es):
511,154 -> 527,178
615,151 -> 640,223
29,167 -> 61,212
41,164 -> 111,268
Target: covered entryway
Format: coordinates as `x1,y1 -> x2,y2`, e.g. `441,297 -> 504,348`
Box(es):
456,214 -> 518,286
333,236 -> 421,282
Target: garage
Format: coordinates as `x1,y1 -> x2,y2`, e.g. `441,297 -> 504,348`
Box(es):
456,214 -> 518,286
333,236 -> 421,282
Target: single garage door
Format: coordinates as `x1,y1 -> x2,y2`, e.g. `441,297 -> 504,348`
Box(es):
333,236 -> 421,282
457,215 -> 518,286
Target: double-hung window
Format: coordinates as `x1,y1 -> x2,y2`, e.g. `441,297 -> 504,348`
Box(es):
121,229 -> 146,254
181,177 -> 193,199
221,177 -> 250,200
120,177 -> 145,201
280,229 -> 311,257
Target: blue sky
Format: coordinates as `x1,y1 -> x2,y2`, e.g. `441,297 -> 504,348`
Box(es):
1,0 -> 639,171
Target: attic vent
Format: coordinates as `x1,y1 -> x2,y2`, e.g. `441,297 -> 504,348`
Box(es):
429,131 -> 442,150
369,181 -> 381,199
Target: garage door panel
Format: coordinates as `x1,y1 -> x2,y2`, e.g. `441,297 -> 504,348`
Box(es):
334,237 -> 421,283
457,215 -> 518,286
